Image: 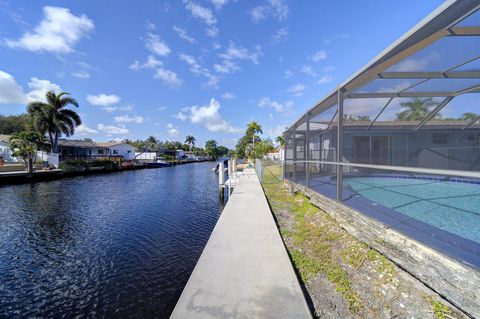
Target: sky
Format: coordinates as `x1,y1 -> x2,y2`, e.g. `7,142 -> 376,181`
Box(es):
0,0 -> 446,148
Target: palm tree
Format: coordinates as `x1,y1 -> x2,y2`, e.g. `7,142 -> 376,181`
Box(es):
10,131 -> 47,176
246,121 -> 263,150
395,97 -> 438,121
185,135 -> 196,151
27,90 -> 81,153
146,136 -> 158,151
276,136 -> 285,148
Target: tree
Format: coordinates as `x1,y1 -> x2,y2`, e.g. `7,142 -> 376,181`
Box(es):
205,139 -> 219,159
145,136 -> 158,151
246,121 -> 263,151
461,112 -> 478,121
10,131 -> 47,176
185,135 -> 196,151
27,90 -> 81,153
395,97 -> 438,121
276,136 -> 285,148
0,114 -> 32,135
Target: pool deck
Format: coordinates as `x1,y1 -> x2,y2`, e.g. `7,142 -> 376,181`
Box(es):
170,168 -> 312,319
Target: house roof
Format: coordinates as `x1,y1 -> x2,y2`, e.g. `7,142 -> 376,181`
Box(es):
96,141 -> 133,148
287,1 -> 480,133
58,139 -> 106,149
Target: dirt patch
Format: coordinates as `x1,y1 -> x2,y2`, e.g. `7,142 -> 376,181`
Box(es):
262,165 -> 467,319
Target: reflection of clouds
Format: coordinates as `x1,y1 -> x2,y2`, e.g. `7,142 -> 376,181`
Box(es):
355,79 -> 418,93
387,36 -> 480,72
344,98 -> 390,116
389,52 -> 440,72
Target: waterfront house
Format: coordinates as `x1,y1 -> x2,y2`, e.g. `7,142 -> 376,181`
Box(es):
58,139 -> 135,161
96,141 -> 135,160
291,120 -> 480,171
0,134 -> 18,163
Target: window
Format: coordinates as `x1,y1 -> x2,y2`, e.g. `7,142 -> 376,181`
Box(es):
475,134 -> 480,146
113,150 -> 118,155
432,134 -> 448,145
98,149 -> 104,155
127,150 -> 131,153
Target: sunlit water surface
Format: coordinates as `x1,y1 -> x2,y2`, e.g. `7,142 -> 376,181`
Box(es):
0,162 -> 222,318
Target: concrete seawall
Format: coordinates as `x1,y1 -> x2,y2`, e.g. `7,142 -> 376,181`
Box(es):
171,168 -> 312,318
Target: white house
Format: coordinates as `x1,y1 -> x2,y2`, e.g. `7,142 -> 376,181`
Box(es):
0,134 -> 18,163
97,142 -> 135,160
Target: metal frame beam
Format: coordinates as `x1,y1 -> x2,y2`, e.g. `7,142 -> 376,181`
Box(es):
463,115 -> 480,129
305,112 -> 310,187
379,71 -> 480,79
336,90 -> 344,202
326,109 -> 338,130
367,98 -> 394,130
449,26 -> 480,36
414,97 -> 454,130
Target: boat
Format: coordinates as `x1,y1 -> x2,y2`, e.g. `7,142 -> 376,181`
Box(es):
146,157 -> 171,168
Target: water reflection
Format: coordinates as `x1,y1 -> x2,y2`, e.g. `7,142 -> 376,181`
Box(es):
0,162 -> 221,318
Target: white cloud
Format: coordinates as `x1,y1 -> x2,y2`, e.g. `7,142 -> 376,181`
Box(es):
166,123 -> 180,138
322,65 -> 335,73
4,6 -> 94,53
311,50 -> 327,62
173,112 -> 188,121
215,42 -> 262,74
221,92 -> 235,100
145,32 -> 171,56
185,1 -> 217,26
145,20 -> 156,31
76,124 -> 98,135
0,70 -> 26,104
176,98 -> 241,133
272,27 -> 289,44
26,77 -> 61,102
317,75 -> 333,84
250,0 -> 289,23
173,26 -> 196,43
283,70 -> 293,79
211,0 -> 229,9
97,123 -> 129,135
267,125 -> 287,138
87,93 -> 120,106
258,97 -> 293,113
206,26 -> 219,38
114,114 -> 144,124
301,65 -> 317,77
129,55 -> 162,70
154,68 -> 182,87
219,42 -> 262,64
71,70 -> 90,79
287,83 -> 307,96
179,53 -> 218,88
323,33 -> 350,45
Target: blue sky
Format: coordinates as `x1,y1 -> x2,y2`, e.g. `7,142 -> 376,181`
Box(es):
0,0 -> 445,147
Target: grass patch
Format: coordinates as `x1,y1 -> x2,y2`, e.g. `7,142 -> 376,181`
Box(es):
425,295 -> 454,319
262,164 -> 363,312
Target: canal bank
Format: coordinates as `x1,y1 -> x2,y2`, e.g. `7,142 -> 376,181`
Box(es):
171,168 -> 312,318
0,159 -> 213,185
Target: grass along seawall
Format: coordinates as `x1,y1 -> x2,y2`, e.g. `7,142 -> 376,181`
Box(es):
261,164 -> 468,319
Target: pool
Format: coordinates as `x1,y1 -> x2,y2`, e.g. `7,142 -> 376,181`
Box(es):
343,175 -> 480,244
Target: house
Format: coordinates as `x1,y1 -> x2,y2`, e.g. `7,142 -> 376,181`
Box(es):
290,120 -> 480,171
96,142 -> 135,160
58,139 -> 135,161
0,134 -> 18,163
58,139 -> 109,160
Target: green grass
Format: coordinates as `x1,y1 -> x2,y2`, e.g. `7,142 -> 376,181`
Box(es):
425,295 -> 453,319
262,164 -> 363,312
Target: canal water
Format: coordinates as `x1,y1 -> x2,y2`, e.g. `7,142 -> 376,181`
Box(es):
0,162 -> 223,318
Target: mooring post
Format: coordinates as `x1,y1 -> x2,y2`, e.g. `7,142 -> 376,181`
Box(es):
219,162 -> 225,199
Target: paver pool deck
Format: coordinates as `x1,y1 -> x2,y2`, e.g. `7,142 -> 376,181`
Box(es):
170,168 -> 312,318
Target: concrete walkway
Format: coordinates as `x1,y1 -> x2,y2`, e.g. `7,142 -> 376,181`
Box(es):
171,169 -> 312,319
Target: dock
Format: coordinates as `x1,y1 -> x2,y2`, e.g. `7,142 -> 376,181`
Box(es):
171,168 -> 312,318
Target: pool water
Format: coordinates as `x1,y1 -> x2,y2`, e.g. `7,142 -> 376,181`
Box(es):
343,176 -> 480,243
